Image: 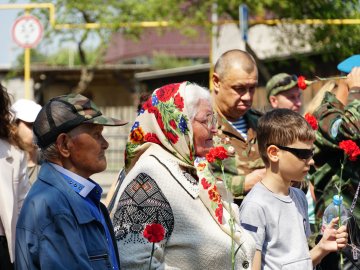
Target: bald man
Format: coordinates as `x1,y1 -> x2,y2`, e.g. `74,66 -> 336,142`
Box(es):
212,49 -> 265,205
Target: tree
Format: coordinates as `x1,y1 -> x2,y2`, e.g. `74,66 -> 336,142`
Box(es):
21,0 -> 360,79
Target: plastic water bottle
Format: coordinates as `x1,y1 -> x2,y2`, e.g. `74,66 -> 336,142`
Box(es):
321,195 -> 349,233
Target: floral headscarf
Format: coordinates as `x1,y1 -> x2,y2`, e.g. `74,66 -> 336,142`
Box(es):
125,82 -> 249,248
125,81 -> 196,172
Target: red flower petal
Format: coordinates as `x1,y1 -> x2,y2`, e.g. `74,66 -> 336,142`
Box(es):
143,223 -> 165,243
206,146 -> 228,163
304,113 -> 318,130
297,76 -> 307,90
339,140 -> 360,161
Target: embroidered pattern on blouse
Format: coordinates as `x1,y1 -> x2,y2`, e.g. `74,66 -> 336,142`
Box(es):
166,158 -> 199,193
113,173 -> 174,244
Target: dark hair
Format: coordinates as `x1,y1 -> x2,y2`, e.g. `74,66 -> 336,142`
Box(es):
257,109 -> 316,166
0,84 -> 20,145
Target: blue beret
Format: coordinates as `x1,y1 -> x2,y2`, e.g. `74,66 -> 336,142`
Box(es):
337,55 -> 360,74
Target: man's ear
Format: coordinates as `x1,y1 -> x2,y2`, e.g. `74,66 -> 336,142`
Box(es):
267,144 -> 279,162
56,133 -> 71,158
269,95 -> 278,108
212,72 -> 220,94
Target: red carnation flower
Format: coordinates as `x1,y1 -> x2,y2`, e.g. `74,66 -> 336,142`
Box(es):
156,83 -> 181,102
297,76 -> 307,90
206,146 -> 228,163
144,133 -> 161,144
143,223 -> 165,243
339,140 -> 360,161
304,113 -> 318,130
205,152 -> 215,163
215,204 -> 223,224
201,178 -> 211,190
174,93 -> 184,111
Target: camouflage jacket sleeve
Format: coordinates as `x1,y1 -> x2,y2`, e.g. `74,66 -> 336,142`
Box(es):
310,91 -> 360,229
314,91 -> 360,143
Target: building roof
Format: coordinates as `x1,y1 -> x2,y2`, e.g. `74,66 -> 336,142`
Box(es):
104,28 -> 210,64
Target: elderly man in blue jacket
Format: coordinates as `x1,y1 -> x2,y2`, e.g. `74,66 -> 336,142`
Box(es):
15,94 -> 127,270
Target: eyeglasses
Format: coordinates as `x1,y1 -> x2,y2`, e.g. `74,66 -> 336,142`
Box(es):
269,144 -> 314,160
194,114 -> 217,129
271,75 -> 298,91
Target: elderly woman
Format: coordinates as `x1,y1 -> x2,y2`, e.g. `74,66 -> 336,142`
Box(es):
112,82 -> 255,269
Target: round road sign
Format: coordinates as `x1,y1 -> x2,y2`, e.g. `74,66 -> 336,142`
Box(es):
12,15 -> 43,48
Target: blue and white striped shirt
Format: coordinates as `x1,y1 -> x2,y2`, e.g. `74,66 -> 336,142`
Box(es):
229,117 -> 248,140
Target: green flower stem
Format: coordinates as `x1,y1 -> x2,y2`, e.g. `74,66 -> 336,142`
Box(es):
149,242 -> 155,270
338,154 -> 346,270
315,75 -> 346,81
230,218 -> 235,270
221,162 -> 236,270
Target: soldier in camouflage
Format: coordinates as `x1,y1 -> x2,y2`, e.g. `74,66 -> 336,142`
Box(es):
266,73 -> 302,112
211,49 -> 265,205
15,93 -> 127,269
310,67 -> 360,270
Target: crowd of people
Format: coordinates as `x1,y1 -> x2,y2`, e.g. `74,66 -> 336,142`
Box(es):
0,49 -> 359,270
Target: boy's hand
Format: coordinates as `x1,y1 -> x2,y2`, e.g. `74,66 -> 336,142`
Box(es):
320,217 -> 348,252
311,217 -> 348,266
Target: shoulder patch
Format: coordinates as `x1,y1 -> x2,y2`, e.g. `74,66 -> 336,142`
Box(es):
330,118 -> 342,139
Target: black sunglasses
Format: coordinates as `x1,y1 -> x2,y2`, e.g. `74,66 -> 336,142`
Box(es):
270,144 -> 314,160
271,75 -> 298,90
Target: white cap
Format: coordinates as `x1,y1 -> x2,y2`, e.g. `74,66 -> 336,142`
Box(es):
11,99 -> 42,123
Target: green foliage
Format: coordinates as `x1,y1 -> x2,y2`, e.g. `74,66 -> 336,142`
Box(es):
15,50 -> 47,66
15,48 -> 99,67
15,0 -> 360,71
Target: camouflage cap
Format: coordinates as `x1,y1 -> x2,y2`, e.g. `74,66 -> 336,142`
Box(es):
266,73 -> 298,100
34,93 -> 128,149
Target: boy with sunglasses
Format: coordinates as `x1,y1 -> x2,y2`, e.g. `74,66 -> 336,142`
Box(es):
239,108 -> 348,269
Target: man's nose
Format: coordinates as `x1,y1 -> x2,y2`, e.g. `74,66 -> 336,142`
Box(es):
241,90 -> 252,100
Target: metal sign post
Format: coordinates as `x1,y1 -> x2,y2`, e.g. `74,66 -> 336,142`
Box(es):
239,4 -> 249,43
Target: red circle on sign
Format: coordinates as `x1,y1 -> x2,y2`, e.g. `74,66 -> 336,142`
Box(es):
12,15 -> 43,48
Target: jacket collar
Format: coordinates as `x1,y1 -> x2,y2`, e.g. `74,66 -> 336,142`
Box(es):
216,110 -> 257,142
38,162 -> 99,224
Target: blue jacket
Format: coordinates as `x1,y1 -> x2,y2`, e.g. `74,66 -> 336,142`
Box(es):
15,162 -> 120,270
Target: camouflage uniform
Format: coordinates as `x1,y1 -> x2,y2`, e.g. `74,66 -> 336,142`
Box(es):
309,91 -> 360,269
212,108 -> 264,204
310,91 -> 360,228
